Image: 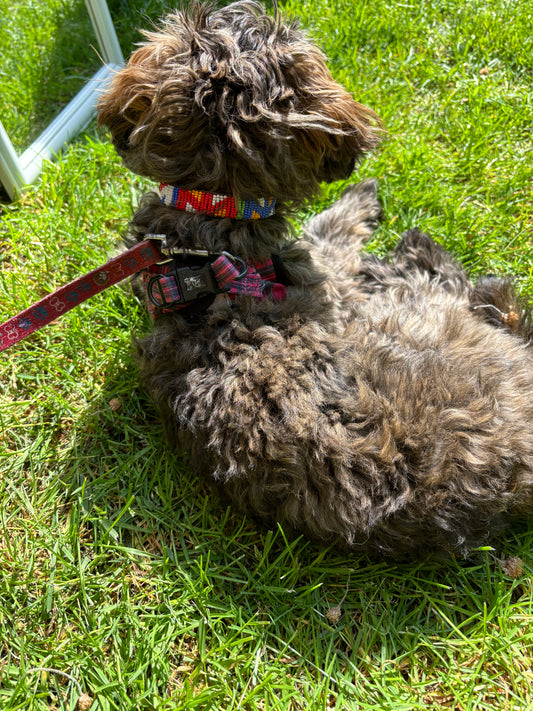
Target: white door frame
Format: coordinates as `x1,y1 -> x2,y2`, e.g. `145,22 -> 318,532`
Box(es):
0,0 -> 123,199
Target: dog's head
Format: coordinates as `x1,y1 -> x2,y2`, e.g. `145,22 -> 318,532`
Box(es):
98,0 -> 381,203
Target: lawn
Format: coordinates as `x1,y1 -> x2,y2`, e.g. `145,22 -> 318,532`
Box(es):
0,0 -> 532,709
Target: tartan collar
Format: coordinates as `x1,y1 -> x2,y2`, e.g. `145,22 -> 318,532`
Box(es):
159,183 -> 276,220
143,251 -> 287,319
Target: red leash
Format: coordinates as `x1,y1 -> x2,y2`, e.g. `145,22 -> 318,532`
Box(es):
0,236 -> 288,353
0,240 -> 161,353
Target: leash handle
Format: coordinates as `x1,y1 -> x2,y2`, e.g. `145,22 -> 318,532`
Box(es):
0,240 -> 161,353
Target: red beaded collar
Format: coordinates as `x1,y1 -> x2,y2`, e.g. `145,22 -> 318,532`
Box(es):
159,184 -> 276,220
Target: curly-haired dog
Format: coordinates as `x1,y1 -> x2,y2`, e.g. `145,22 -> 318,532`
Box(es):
98,1 -> 533,558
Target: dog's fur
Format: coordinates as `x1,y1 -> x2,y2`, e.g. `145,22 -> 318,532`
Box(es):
98,1 -> 533,558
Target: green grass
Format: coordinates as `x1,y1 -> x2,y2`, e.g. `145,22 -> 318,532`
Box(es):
1,0 -> 533,709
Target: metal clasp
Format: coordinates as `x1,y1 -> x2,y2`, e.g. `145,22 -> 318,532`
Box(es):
145,234 -> 208,264
144,234 -> 248,280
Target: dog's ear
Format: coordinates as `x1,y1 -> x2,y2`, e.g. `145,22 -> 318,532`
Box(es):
97,44 -> 159,157
283,43 -> 383,183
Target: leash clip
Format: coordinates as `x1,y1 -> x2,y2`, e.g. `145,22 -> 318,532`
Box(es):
144,235 -> 247,279
144,234 -> 181,264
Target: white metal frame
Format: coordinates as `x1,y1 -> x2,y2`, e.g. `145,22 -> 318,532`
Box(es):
0,0 -> 123,200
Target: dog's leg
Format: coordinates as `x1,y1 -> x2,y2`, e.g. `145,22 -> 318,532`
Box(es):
305,179 -> 381,277
393,231 -> 533,344
392,229 -> 470,292
353,227 -> 471,296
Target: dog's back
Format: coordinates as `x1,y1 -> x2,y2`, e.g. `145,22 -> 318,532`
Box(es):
98,1 -> 533,558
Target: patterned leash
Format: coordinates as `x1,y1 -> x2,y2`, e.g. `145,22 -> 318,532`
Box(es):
0,236 -> 287,353
0,239 -> 162,353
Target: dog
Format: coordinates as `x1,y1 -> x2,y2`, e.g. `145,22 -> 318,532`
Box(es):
98,0 -> 533,558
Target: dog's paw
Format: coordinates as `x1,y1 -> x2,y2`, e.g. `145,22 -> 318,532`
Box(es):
306,179 -> 382,247
340,178 -> 381,217
337,178 -> 382,229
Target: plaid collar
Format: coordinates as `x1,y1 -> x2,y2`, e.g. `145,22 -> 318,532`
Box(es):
143,251 -> 287,319
159,184 -> 276,220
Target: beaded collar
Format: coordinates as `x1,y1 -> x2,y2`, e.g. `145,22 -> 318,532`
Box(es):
159,183 -> 276,220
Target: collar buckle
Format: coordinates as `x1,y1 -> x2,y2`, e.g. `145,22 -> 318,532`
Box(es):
147,261 -> 230,310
